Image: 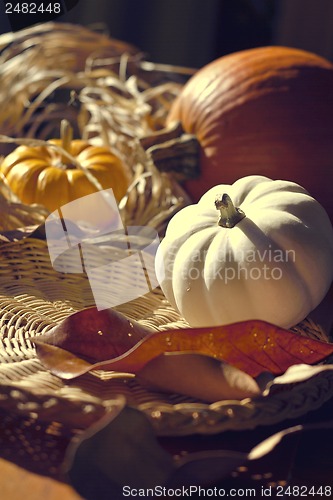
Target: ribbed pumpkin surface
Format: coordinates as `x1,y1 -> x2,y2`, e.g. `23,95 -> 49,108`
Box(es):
167,46 -> 333,218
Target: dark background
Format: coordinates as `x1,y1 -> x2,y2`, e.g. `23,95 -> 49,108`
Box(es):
0,0 -> 333,68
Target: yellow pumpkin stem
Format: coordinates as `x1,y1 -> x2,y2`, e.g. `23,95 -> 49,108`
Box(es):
60,119 -> 73,155
215,194 -> 246,228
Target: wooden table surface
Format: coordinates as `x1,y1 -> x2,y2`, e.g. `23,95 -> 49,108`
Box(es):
0,458 -> 82,500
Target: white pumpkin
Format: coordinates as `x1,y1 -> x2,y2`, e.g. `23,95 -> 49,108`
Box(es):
155,175 -> 333,328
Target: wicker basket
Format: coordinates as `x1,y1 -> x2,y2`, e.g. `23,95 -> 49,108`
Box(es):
0,23 -> 333,483
0,235 -> 333,480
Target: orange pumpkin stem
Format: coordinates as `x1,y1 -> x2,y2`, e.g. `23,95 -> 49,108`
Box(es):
140,122 -> 200,181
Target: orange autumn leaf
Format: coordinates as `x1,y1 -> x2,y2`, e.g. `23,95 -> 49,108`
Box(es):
34,307 -> 333,380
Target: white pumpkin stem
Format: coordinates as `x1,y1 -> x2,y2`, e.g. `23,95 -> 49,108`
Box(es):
215,194 -> 246,228
60,119 -> 73,155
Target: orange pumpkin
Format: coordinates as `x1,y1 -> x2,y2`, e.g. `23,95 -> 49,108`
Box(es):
167,46 -> 333,219
0,121 -> 130,212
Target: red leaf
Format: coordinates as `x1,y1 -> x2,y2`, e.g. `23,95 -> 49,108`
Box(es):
34,311 -> 333,380
36,306 -> 150,362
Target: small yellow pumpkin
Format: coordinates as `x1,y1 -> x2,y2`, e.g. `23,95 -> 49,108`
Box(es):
0,121 -> 130,212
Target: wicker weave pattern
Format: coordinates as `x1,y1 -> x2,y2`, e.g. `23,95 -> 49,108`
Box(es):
0,238 -> 333,443
0,237 -> 187,477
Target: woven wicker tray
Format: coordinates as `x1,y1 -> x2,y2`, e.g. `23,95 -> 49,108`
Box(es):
1,235 -> 333,479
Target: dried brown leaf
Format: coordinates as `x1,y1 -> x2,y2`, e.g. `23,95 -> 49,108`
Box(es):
34,310 -> 333,385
